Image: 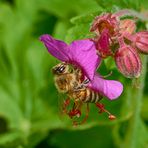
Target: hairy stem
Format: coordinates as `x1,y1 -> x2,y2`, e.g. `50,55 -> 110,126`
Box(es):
124,56 -> 147,148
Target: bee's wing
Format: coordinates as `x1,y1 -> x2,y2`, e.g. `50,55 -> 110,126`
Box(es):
57,92 -> 73,120
57,93 -> 67,115
88,73 -> 123,100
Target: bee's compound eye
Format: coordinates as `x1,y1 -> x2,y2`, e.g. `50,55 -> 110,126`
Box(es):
59,66 -> 65,73
52,64 -> 66,74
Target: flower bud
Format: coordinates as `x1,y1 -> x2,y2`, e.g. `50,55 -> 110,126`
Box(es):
119,19 -> 136,35
115,44 -> 142,78
90,13 -> 118,36
131,31 -> 148,54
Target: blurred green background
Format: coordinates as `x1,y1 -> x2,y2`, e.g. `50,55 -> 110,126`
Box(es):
0,0 -> 148,148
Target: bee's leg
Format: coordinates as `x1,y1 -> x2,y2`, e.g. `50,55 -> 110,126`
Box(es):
82,79 -> 90,86
73,79 -> 90,91
74,85 -> 85,91
95,102 -> 116,120
80,103 -> 89,125
69,101 -> 83,126
62,98 -> 70,114
68,101 -> 82,119
73,82 -> 85,91
75,101 -> 83,117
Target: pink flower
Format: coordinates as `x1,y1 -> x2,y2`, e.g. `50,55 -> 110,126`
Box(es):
40,34 -> 123,100
95,28 -> 113,58
90,13 -> 119,59
90,11 -> 148,78
90,13 -> 118,36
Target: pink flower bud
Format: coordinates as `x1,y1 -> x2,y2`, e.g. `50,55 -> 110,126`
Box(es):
131,31 -> 148,54
115,44 -> 142,78
119,19 -> 136,35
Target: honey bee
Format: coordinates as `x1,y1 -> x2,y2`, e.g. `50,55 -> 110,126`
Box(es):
52,62 -> 102,104
52,62 -> 116,124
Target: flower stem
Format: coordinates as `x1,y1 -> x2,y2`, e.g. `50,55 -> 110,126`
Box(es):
124,56 -> 147,148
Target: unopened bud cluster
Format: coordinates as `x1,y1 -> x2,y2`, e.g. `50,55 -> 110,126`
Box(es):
90,12 -> 148,78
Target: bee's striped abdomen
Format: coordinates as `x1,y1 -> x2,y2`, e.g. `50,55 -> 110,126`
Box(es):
81,89 -> 102,103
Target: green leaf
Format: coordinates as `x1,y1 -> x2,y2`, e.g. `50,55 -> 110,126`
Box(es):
0,132 -> 22,146
70,11 -> 103,25
66,24 -> 93,43
104,57 -> 116,70
53,21 -> 70,40
50,126 -> 115,148
0,89 -> 23,129
66,11 -> 103,43
37,0 -> 103,19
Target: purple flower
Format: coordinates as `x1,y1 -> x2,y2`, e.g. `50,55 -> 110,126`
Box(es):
40,34 -> 123,100
88,73 -> 123,100
40,34 -> 100,80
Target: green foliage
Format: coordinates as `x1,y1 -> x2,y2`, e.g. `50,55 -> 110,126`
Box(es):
0,0 -> 148,148
66,12 -> 102,43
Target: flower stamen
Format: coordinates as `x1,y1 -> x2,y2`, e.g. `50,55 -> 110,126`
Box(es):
95,103 -> 116,120
101,71 -> 113,78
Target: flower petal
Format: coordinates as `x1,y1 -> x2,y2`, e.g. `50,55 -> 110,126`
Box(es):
69,39 -> 101,80
40,34 -> 69,61
97,29 -> 112,58
88,73 -> 123,100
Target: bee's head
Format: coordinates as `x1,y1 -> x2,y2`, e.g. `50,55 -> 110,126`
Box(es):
52,63 -> 69,75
